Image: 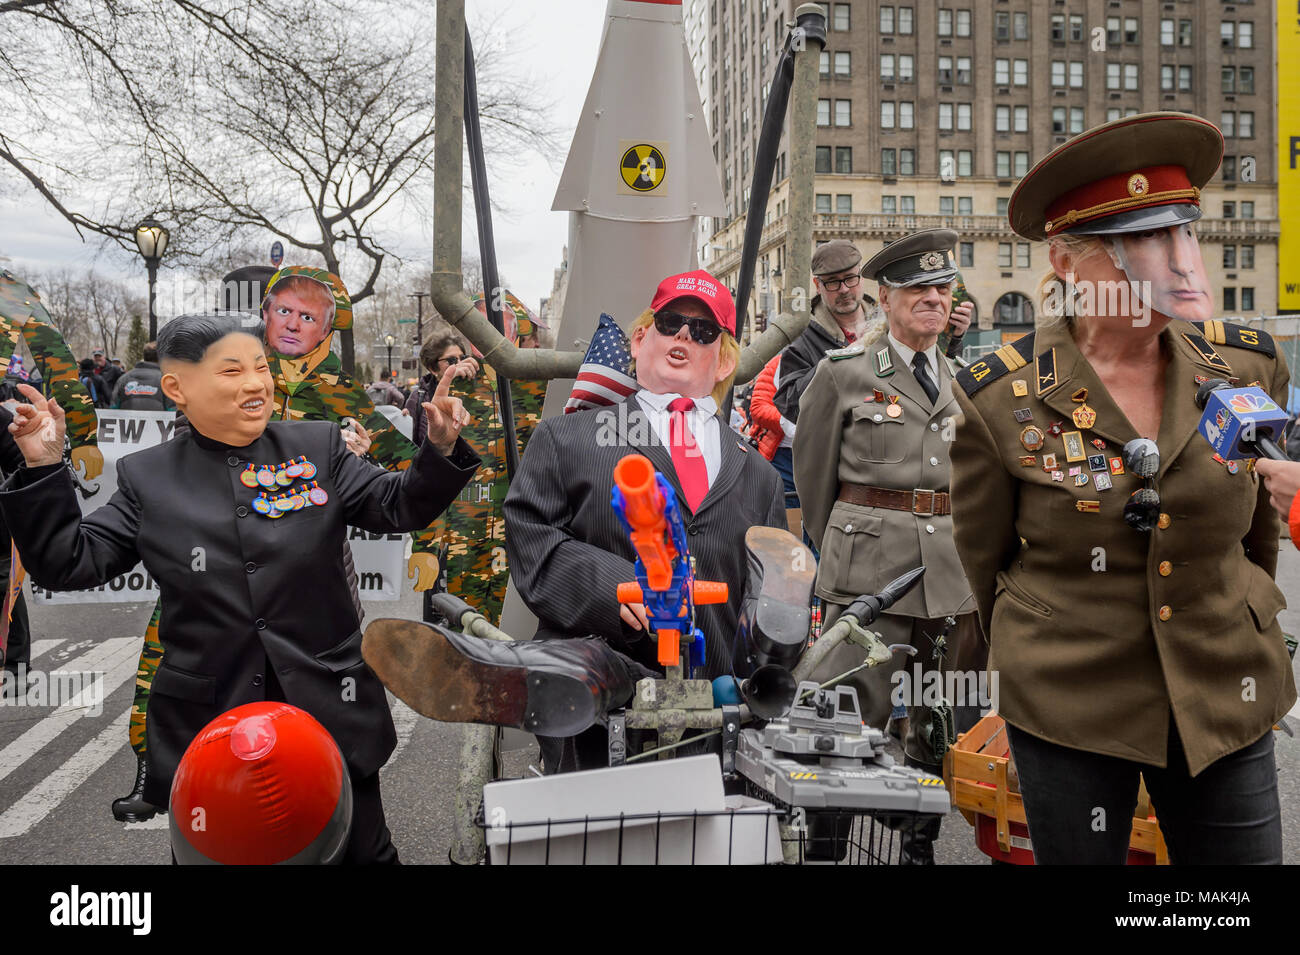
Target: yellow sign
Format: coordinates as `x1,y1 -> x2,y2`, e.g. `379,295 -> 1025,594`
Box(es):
619,142 -> 667,193
1279,3 -> 1300,309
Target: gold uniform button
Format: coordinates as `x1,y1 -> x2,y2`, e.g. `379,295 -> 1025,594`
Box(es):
1158,561 -> 1173,577
1158,605 -> 1173,622
1157,513 -> 1171,529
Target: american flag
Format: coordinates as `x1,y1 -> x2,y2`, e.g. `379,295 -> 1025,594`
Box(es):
565,313 -> 638,413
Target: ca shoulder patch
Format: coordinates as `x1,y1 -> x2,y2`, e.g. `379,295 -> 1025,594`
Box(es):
1192,320 -> 1275,359
827,342 -> 865,360
956,333 -> 1036,397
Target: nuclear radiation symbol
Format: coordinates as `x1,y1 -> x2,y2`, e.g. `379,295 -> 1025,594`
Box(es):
620,144 -> 666,192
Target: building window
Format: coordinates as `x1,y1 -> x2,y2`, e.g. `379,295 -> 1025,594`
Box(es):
960,242 -> 974,267
1223,245 -> 1237,270
1069,15 -> 1084,42
997,197 -> 1009,217
1014,12 -> 1028,40
1220,111 -> 1235,137
995,11 -> 1009,41
957,102 -> 971,130
880,5 -> 894,33
1220,21 -> 1234,48
820,51 -> 830,76
939,149 -> 955,180
958,196 -> 973,215
1239,112 -> 1254,137
899,55 -> 914,82
1070,107 -> 1084,134
1051,14 -> 1065,42
958,150 -> 972,176
956,9 -> 971,37
1124,64 -> 1138,91
956,56 -> 971,85
1223,154 -> 1237,182
1223,287 -> 1236,311
1161,18 -> 1175,46
899,148 -> 915,174
1014,105 -> 1028,132
1106,63 -> 1120,90
834,146 -> 852,174
816,193 -> 832,214
1161,65 -> 1175,92
899,6 -> 914,34
1051,61 -> 1066,87
1178,66 -> 1192,92
900,101 -> 914,129
1052,107 -> 1066,134
1125,18 -> 1139,43
881,148 -> 896,176
881,54 -> 895,82
995,106 -> 1010,132
835,99 -> 851,126
939,103 -> 954,131
1222,65 -> 1237,93
1239,22 -> 1253,48
1239,67 -> 1254,94
1242,201 -> 1255,218
1014,151 -> 1030,176
996,151 -> 1010,177
832,51 -> 849,75
1069,61 -> 1083,88
994,58 -> 1009,85
940,196 -> 954,215
938,56 -> 953,85
1106,16 -> 1121,45
900,196 -> 915,214
938,8 -> 952,36
1178,19 -> 1193,47
818,98 -> 831,126
998,243 -> 1012,269
882,195 -> 897,214
1223,200 -> 1236,218
1014,59 -> 1028,86
833,3 -> 850,31
1241,245 -> 1255,269
1242,287 -> 1255,311
835,194 -> 852,214
1017,243 -> 1031,269
815,146 -> 832,174
881,101 -> 895,129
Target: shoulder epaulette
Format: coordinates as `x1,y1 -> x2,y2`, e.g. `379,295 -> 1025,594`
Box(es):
1193,320 -> 1275,358
956,333 -> 1036,397
826,342 -> 865,361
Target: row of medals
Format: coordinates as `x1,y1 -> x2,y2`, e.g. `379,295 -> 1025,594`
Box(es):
238,456 -> 329,518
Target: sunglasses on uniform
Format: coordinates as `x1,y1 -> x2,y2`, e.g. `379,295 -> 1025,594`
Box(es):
820,273 -> 862,293
653,310 -> 722,345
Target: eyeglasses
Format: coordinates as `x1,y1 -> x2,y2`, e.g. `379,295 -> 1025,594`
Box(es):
653,311 -> 722,345
1121,438 -> 1161,532
435,355 -> 466,368
821,273 -> 862,293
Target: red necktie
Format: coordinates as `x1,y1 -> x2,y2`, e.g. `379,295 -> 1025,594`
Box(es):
668,397 -> 709,512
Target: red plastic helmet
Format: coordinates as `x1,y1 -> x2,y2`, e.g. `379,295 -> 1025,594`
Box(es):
169,702 -> 353,865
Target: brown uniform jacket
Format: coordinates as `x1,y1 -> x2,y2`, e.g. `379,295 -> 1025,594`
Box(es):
951,317 -> 1295,776
795,335 -> 973,618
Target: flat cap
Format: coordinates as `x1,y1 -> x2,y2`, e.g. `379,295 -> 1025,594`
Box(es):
1009,111 -> 1223,241
860,229 -> 960,287
811,239 -> 863,276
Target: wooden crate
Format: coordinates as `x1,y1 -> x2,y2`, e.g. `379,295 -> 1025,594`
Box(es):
943,714 -> 1168,865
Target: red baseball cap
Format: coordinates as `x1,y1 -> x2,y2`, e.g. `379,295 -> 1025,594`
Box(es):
649,269 -> 736,336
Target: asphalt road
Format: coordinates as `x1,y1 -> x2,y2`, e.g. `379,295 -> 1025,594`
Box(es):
3,555 -> 1300,866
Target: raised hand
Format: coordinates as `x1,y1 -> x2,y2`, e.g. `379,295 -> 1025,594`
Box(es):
950,300 -> 974,336
8,383 -> 66,467
423,368 -> 470,455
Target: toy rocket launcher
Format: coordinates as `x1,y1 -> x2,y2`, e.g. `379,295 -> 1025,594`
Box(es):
611,454 -> 728,670
1195,381 -> 1289,460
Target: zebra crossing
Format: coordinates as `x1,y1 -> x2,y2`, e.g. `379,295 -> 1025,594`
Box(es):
0,635 -> 427,844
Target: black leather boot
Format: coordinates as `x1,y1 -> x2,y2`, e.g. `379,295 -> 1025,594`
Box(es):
362,618 -> 657,737
111,755 -> 158,823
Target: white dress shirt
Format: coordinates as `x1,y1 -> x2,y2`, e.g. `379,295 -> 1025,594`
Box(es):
635,391 -> 722,484
887,331 -> 939,382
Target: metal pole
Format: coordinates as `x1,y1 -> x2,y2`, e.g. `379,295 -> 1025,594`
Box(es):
385,344 -> 393,377
410,291 -> 429,347
146,259 -> 159,340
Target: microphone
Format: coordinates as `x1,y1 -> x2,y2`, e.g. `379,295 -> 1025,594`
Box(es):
1194,379 -> 1289,461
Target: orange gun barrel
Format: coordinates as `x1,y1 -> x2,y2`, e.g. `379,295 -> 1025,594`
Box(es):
615,454 -> 676,591
692,581 -> 729,604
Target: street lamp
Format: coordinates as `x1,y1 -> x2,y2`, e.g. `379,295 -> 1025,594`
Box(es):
133,217 -> 170,340
384,334 -> 395,377
409,290 -> 429,346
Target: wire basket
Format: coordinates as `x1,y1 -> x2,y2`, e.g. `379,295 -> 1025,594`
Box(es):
475,802 -> 935,865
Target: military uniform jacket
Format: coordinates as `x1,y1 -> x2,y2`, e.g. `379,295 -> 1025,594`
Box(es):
951,318 -> 1295,776
795,336 -> 971,618
774,296 -> 883,423
0,421 -> 479,804
503,400 -> 786,680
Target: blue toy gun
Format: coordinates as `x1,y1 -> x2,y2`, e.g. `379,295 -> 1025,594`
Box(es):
611,453 -> 728,673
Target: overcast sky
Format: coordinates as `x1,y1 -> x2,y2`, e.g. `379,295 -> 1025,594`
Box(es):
0,0 -> 608,316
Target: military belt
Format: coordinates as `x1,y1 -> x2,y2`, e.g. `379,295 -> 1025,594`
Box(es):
838,483 -> 950,517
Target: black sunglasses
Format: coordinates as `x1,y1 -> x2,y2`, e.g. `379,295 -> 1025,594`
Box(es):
1121,438 -> 1162,532
653,310 -> 722,345
435,354 -> 466,367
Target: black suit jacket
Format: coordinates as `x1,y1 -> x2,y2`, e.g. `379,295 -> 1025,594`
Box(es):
503,399 -> 786,680
0,420 -> 479,805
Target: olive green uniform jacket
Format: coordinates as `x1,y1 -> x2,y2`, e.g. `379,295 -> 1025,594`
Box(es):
951,318 -> 1295,776
794,334 -> 973,619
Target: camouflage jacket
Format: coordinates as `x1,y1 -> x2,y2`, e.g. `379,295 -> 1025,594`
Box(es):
0,315 -> 97,451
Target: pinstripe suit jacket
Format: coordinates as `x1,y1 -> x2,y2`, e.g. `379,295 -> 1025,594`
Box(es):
503,398 -> 787,680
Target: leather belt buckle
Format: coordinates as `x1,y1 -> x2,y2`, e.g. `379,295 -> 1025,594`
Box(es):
912,489 -> 934,517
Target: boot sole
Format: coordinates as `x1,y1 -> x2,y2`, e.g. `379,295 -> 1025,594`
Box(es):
362,618 -> 598,737
745,526 -> 817,606
111,803 -> 158,823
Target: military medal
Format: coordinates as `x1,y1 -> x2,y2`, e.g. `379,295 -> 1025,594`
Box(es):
308,484 -> 329,506
1108,457 -> 1125,475
1019,455 -> 1037,467
1062,431 -> 1086,462
1046,421 -> 1064,438
1011,379 -> 1028,398
1013,408 -> 1033,423
252,495 -> 272,515
1042,453 -> 1058,470
1074,473 -> 1089,487
1072,404 -> 1097,429
872,388 -> 885,403
239,464 -> 259,488
1094,472 -> 1113,491
1091,438 -> 1107,451
1068,466 -> 1081,477
1226,460 -> 1240,475
1087,454 -> 1107,472
1051,470 -> 1064,483
256,466 -> 276,488
1020,425 -> 1045,451
1075,500 -> 1101,513
886,395 -> 903,418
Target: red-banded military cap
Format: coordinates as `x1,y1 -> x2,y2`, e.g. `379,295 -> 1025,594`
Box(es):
1008,112 -> 1223,241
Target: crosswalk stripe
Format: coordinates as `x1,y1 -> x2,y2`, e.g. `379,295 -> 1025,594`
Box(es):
0,637 -> 138,786
0,707 -> 131,838
27,639 -> 66,661
387,699 -> 420,765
